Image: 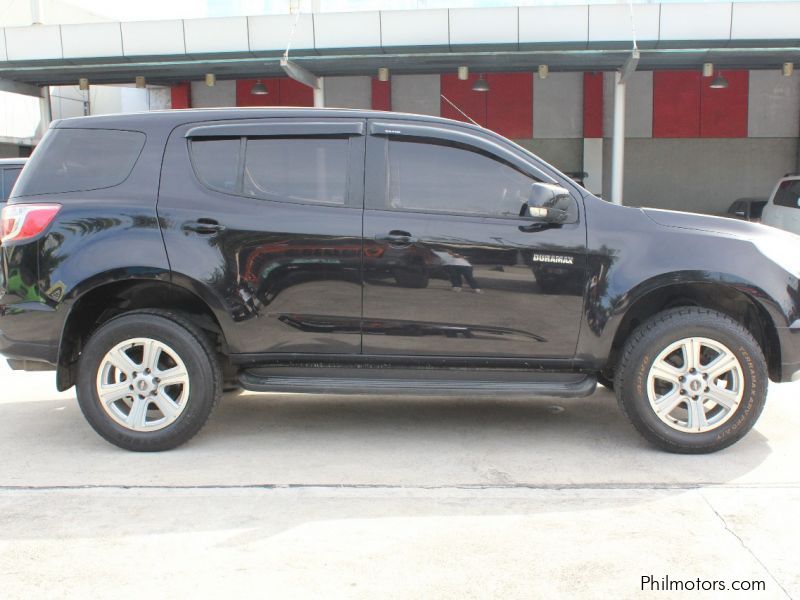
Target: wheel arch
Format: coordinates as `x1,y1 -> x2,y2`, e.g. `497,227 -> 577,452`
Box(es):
604,280 -> 781,381
56,278 -> 228,391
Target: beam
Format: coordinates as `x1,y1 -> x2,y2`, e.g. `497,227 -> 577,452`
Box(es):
0,78 -> 42,98
280,57 -> 324,107
619,48 -> 640,84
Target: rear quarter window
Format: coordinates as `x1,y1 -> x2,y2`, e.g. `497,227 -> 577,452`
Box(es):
773,180 -> 800,209
1,167 -> 22,200
12,128 -> 145,197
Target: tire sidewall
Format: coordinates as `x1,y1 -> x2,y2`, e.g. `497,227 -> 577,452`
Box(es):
76,313 -> 217,450
621,317 -> 766,452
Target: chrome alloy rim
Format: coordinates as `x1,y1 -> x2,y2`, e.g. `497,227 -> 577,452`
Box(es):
95,338 -> 190,432
646,337 -> 744,434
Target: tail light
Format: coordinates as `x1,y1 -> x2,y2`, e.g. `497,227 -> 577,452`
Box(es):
1,204 -> 61,245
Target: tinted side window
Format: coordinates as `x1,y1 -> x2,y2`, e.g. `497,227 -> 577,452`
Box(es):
384,138 -> 538,217
2,168 -> 22,200
190,138 -> 240,193
243,137 -> 349,206
13,128 -> 145,197
774,180 -> 800,209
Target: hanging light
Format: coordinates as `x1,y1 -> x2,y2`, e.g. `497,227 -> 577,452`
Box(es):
377,67 -> 389,82
250,80 -> 268,95
205,73 -> 216,87
79,77 -> 89,91
538,64 -> 549,80
472,75 -> 490,92
457,66 -> 469,80
135,76 -> 146,89
783,62 -> 794,77
702,62 -> 714,77
710,72 -> 729,89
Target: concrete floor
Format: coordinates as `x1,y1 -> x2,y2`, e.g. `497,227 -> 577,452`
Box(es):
0,359 -> 798,599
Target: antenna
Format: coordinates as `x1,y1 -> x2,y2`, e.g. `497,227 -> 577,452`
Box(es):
283,9 -> 303,60
440,94 -> 480,127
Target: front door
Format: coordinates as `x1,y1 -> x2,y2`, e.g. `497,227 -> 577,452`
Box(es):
361,120 -> 587,359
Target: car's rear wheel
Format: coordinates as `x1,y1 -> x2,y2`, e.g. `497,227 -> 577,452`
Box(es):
76,310 -> 221,451
615,307 -> 767,453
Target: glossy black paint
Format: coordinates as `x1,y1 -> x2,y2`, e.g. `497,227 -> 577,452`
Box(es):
1,108 -> 799,386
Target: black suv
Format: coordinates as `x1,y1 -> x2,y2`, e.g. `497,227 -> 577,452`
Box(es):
2,109 -> 799,453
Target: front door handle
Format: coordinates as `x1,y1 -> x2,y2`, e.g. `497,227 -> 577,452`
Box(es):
182,219 -> 227,235
375,230 -> 417,246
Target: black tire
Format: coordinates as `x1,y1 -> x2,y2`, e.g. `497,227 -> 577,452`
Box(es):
614,307 -> 767,454
76,310 -> 222,451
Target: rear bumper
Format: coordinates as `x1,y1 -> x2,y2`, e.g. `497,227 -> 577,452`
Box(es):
0,302 -> 58,367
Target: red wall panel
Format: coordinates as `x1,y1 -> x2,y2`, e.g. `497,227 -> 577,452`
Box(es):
279,78 -> 314,106
652,71 -> 701,138
235,78 -> 313,107
583,72 -> 604,138
371,78 -> 391,111
170,82 -> 191,109
486,72 -> 533,139
700,70 -> 748,138
440,73 -> 487,127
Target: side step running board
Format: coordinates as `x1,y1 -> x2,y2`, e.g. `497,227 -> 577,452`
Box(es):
239,371 -> 597,398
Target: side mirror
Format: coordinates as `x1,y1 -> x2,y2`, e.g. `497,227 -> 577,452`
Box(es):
526,182 -> 574,224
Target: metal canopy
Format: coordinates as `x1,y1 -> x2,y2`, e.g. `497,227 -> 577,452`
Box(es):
2,47 -> 799,88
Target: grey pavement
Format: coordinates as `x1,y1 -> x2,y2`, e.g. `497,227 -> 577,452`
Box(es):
0,359 -> 797,598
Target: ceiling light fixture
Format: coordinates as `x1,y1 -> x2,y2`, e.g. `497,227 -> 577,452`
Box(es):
458,66 -> 469,81
472,74 -> 490,92
710,72 -> 729,89
205,73 -> 216,87
250,80 -> 268,95
702,62 -> 714,77
783,62 -> 794,77
79,77 -> 89,91
378,67 -> 389,82
135,76 -> 146,89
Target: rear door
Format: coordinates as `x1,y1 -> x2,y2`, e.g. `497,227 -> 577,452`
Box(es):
157,118 -> 366,356
361,120 -> 587,359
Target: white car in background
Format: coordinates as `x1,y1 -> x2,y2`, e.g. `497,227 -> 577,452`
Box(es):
762,175 -> 800,235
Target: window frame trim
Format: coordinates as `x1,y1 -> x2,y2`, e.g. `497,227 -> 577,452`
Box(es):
185,118 -> 366,210
366,120 -> 579,223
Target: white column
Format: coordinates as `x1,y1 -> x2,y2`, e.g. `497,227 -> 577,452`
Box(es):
582,138 -> 603,196
313,77 -> 325,108
38,86 -> 52,139
610,71 -> 626,205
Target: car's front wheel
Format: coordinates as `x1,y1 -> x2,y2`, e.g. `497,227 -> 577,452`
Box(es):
76,310 -> 222,451
615,307 -> 767,453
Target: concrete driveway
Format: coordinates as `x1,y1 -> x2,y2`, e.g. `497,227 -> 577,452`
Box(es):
0,359 -> 797,599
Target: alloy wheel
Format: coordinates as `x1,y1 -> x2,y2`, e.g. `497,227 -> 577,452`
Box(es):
95,337 -> 190,432
646,336 -> 744,433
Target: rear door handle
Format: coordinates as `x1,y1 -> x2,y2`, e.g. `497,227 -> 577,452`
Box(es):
182,219 -> 226,235
375,230 -> 416,246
